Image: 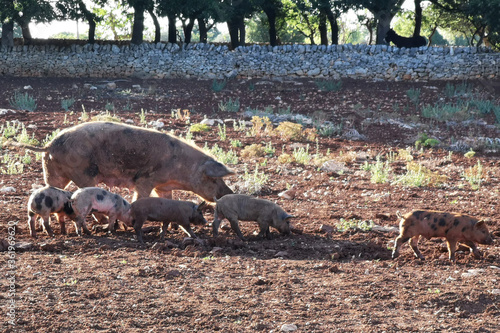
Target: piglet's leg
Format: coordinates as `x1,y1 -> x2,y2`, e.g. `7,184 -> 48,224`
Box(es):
56,214 -> 67,235
459,240 -> 482,259
179,218 -> 198,239
409,236 -> 424,260
392,235 -> 409,259
446,239 -> 458,262
212,211 -> 223,237
42,214 -> 54,237
227,217 -> 246,241
107,214 -> 118,234
28,212 -> 37,238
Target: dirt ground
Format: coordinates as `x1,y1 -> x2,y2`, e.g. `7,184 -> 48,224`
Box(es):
1,76 -> 500,332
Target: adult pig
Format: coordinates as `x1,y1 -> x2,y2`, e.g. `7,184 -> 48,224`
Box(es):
392,209 -> 494,261
11,121 -> 234,201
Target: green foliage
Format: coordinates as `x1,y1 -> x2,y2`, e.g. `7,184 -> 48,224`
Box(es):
240,144 -> 266,159
421,101 -> 471,122
190,123 -> 211,133
1,121 -> 22,139
415,133 -> 440,149
16,126 -> 39,146
336,218 -> 374,232
463,160 -> 483,190
293,145 -> 311,165
42,129 -> 61,146
239,164 -> 269,195
444,82 -> 473,98
205,143 -> 238,165
392,162 -> 447,187
406,88 -> 420,106
217,123 -> 227,141
218,98 -> 240,112
230,139 -> 242,148
61,98 -> 75,111
9,91 -> 37,112
139,109 -> 147,125
92,111 -> 120,122
212,79 -> 227,92
370,156 -> 390,184
315,79 -> 342,92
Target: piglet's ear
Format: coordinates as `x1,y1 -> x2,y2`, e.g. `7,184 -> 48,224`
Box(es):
476,221 -> 486,228
203,160 -> 235,178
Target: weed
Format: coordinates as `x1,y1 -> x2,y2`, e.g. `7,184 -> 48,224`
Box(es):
230,139 -> 242,148
415,133 -> 440,149
444,81 -> 472,98
397,148 -> 413,161
315,79 -> 342,92
233,120 -> 247,132
217,123 -> 227,141
240,144 -> 266,159
463,160 -> 483,190
240,164 -> 269,195
370,156 -> 391,184
42,129 -> 61,146
318,123 -> 343,137
250,116 -> 273,137
206,143 -> 238,165
293,145 -> 311,165
81,105 -> 89,122
406,88 -> 420,106
9,91 -> 37,111
264,142 -> 275,156
392,162 -> 447,187
1,121 -> 22,139
1,158 -> 24,175
277,153 -> 294,164
248,83 -> 255,91
421,101 -> 471,122
61,98 -> 75,111
16,126 -> 39,145
21,152 -> 31,164
92,111 -> 120,122
277,106 -> 292,115
212,79 -> 227,92
105,102 -> 115,112
336,218 -> 373,232
218,98 -> 240,113
139,109 -> 147,125
189,123 -> 211,133
275,121 -> 304,141
361,161 -> 372,171
464,149 -> 476,158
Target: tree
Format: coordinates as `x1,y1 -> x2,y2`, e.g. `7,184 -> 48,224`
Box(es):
221,0 -> 256,49
122,0 -> 154,44
56,0 -> 106,43
347,0 -> 405,44
0,0 -> 56,44
92,2 -> 133,40
252,0 -> 283,46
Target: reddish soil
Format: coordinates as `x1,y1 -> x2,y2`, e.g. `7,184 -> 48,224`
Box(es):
1,77 -> 500,332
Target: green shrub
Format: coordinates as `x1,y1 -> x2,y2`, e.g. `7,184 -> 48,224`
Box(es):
9,91 -> 37,112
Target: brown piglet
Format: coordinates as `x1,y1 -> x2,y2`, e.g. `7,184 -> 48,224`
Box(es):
130,198 -> 207,243
392,210 -> 493,261
213,194 -> 293,241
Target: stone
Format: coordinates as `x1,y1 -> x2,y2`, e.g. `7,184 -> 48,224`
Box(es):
0,186 -> 16,193
281,324 -> 298,332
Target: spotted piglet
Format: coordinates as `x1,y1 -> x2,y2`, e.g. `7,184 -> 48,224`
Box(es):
27,186 -> 75,238
71,187 -> 132,236
392,210 -> 494,261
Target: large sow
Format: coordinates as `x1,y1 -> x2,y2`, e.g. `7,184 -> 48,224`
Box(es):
12,121 -> 233,201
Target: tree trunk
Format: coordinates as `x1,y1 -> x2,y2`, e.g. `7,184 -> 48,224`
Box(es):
131,3 -> 145,44
413,0 -> 422,37
227,19 -> 240,49
374,10 -> 393,44
78,0 -> 96,43
319,13 -> 328,45
183,19 -> 195,44
167,13 -> 176,43
148,9 -> 161,43
238,17 -> 246,45
20,20 -> 32,44
262,7 -> 277,46
326,9 -> 338,45
1,21 -> 14,49
198,18 -> 208,43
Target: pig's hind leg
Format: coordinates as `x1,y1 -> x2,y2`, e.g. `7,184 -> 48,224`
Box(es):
41,213 -> 55,237
28,212 -> 37,238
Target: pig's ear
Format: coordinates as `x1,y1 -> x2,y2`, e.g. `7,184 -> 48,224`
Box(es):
476,221 -> 486,228
203,160 -> 235,177
281,212 -> 295,220
197,201 -> 207,211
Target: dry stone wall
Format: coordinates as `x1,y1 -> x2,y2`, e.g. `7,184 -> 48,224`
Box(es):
0,42 -> 498,81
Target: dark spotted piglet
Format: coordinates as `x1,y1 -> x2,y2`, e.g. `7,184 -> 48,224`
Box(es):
27,186 -> 75,238
392,210 -> 494,261
71,187 -> 132,236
